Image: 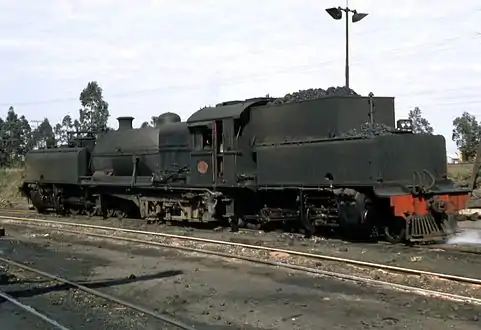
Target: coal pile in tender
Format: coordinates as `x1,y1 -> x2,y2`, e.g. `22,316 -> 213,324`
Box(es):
269,86 -> 359,105
341,122 -> 395,138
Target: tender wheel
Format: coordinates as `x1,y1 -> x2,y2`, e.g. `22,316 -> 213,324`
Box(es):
384,216 -> 406,244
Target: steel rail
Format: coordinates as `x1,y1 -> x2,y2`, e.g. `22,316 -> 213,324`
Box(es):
1,215 -> 481,287
7,224 -> 481,306
0,256 -> 197,330
3,209 -> 481,255
0,209 -> 34,213
0,290 -> 71,330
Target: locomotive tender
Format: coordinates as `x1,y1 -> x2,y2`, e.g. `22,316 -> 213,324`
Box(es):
19,91 -> 471,243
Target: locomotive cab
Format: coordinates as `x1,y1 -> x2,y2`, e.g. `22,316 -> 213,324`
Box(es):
187,98 -> 273,187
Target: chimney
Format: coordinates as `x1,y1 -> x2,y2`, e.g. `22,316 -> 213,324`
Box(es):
117,116 -> 134,131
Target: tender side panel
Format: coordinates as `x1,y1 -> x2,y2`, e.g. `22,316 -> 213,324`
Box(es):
390,193 -> 470,217
24,148 -> 88,184
255,138 -> 376,186
256,133 -> 452,188
376,134 -> 447,183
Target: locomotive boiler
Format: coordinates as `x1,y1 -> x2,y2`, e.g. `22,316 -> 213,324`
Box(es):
19,89 -> 471,244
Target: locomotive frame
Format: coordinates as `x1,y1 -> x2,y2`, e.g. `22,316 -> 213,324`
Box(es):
19,93 -> 471,244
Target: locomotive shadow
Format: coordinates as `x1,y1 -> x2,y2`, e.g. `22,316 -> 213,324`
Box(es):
0,269 -> 183,303
79,214 -> 383,245
314,227 -> 381,244
254,222 -> 381,244
159,220 -> 382,244
151,219 -> 270,232
155,219 -> 227,231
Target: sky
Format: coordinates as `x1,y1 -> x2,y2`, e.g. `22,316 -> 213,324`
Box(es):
0,0 -> 479,156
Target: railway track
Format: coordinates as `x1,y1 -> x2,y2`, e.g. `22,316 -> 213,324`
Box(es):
5,207 -> 477,248
0,289 -> 71,330
2,208 -> 481,257
1,214 -> 481,306
0,209 -> 35,216
0,256 -> 197,330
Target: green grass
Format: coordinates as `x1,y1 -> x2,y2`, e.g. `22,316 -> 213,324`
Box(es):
447,163 -> 473,184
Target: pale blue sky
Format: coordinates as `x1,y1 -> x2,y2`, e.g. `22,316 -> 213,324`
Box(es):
0,0 -> 479,156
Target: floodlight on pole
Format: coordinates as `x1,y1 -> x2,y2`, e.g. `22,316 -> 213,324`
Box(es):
326,7 -> 342,20
325,5 -> 368,88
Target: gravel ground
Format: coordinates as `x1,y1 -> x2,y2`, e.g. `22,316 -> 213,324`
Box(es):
0,301 -> 54,330
0,225 -> 481,329
5,221 -> 481,302
3,210 -> 481,281
0,241 -> 174,329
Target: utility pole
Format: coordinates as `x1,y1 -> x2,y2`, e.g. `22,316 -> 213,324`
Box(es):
30,120 -> 42,130
30,120 -> 43,149
326,3 -> 368,88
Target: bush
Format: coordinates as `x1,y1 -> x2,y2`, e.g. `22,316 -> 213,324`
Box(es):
0,167 -> 26,207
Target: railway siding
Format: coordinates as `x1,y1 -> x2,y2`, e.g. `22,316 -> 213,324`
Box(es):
2,216 -> 481,304
2,222 -> 481,329
2,211 -> 481,281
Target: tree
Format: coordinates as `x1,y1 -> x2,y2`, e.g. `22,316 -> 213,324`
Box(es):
54,115 -> 76,146
0,116 -> 6,166
32,118 -> 55,149
0,106 -> 32,166
140,116 -> 161,128
51,81 -> 110,145
408,107 -> 434,134
452,112 -> 481,161
78,81 -> 109,134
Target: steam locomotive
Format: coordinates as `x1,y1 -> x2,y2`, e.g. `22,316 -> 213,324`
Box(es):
19,89 -> 471,244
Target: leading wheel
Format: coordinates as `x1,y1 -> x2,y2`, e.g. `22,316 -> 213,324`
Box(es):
440,213 -> 458,236
384,216 -> 406,244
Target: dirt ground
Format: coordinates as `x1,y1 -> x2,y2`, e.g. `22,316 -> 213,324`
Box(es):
0,225 -> 481,330
8,220 -> 481,301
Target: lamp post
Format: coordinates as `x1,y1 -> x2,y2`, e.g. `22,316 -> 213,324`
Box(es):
326,5 -> 368,89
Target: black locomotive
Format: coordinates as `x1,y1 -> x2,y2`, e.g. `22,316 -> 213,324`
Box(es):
19,89 -> 471,243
